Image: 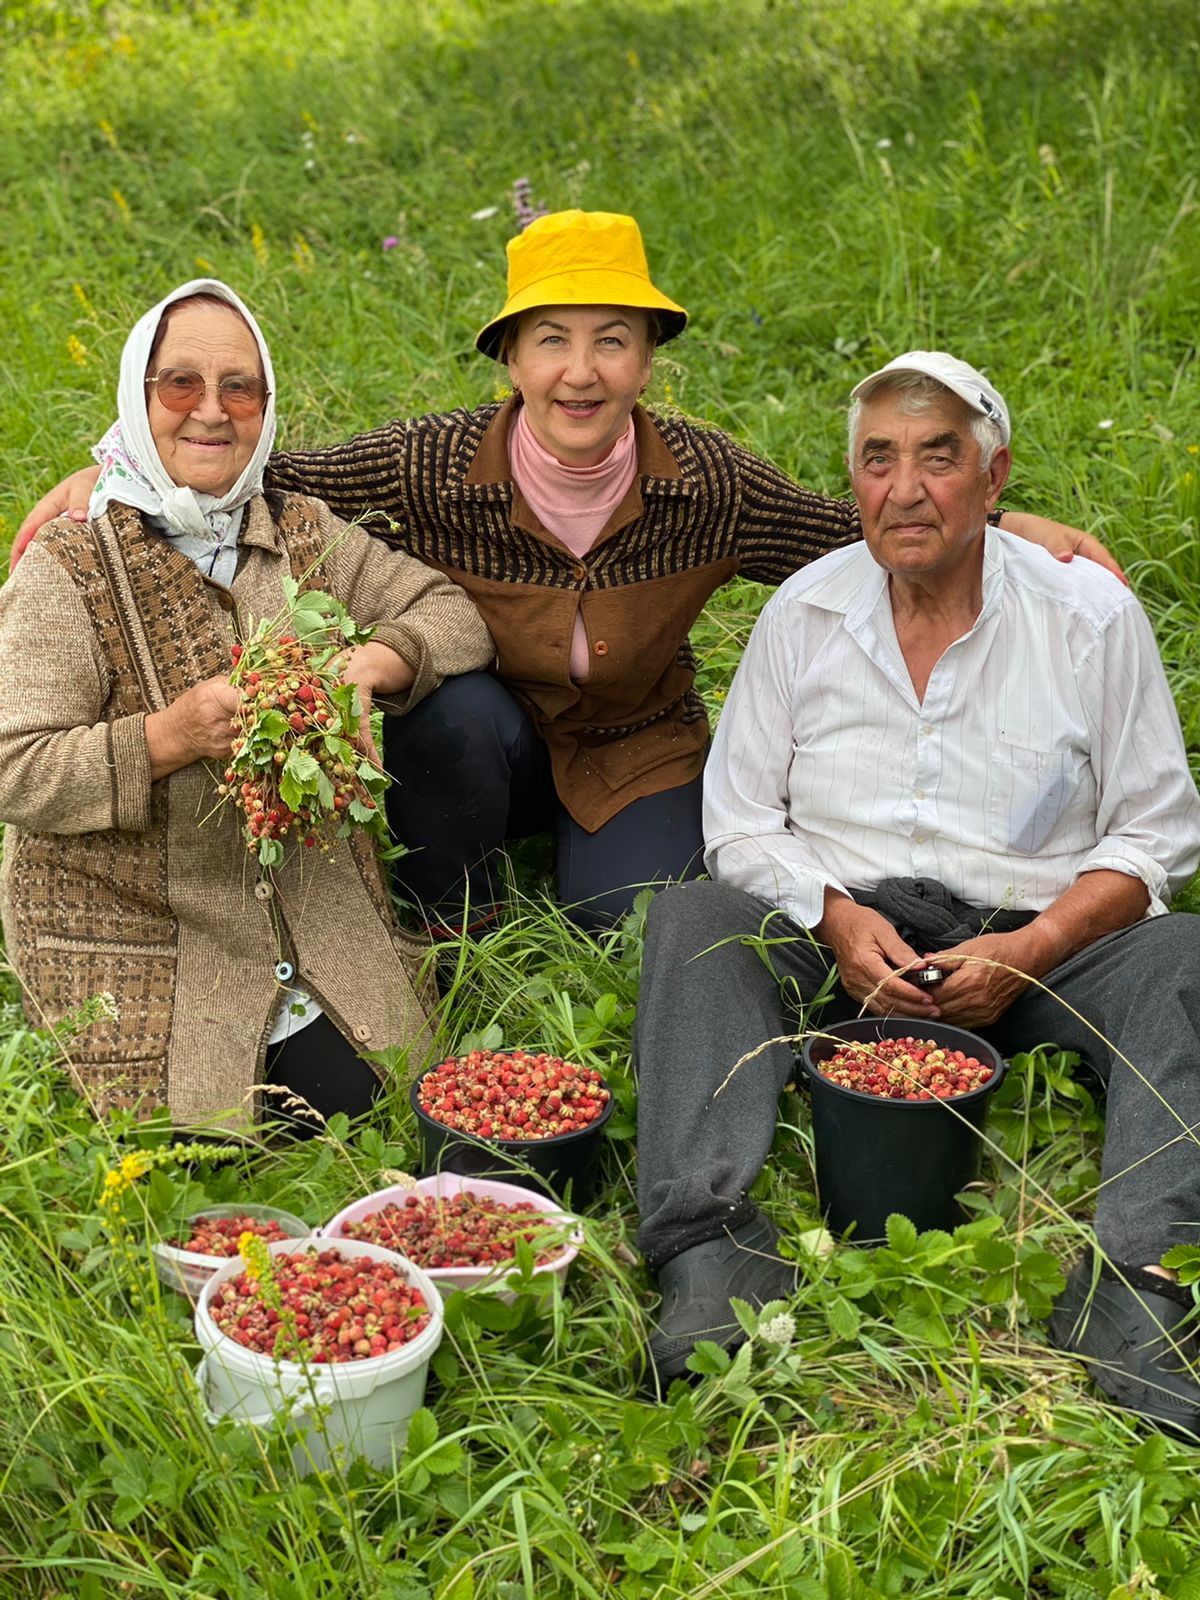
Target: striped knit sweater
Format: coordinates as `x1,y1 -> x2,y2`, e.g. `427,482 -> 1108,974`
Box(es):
268,398 -> 862,831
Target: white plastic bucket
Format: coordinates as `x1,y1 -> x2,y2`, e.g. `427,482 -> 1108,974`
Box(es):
154,1204 -> 310,1300
322,1173 -> 582,1302
194,1236 -> 443,1473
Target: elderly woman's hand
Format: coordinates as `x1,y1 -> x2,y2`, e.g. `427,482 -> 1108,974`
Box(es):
145,676 -> 240,781
338,642 -> 415,767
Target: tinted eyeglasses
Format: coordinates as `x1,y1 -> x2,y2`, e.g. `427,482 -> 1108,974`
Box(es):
145,368 -> 270,417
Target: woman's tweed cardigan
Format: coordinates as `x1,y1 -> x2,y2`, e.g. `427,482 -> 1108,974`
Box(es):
267,398 -> 862,832
0,492 -> 494,1126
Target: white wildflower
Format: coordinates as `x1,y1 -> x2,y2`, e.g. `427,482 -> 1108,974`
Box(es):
758,1311 -> 797,1347
471,205 -> 499,222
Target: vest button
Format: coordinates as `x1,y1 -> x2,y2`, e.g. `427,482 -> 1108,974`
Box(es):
352,1023 -> 373,1044
572,563 -> 587,581
594,640 -> 609,656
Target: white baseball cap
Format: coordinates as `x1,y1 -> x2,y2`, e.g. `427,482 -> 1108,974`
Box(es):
850,350 -> 1011,445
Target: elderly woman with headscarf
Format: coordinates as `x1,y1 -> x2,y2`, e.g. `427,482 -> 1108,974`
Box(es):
14,215 -> 1117,936
0,279 -> 493,1129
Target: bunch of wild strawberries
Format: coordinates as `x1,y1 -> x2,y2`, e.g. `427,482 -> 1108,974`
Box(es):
210,1247 -> 431,1362
167,1213 -> 291,1257
218,583 -> 391,870
416,1050 -> 611,1142
818,1036 -> 995,1101
341,1193 -> 560,1269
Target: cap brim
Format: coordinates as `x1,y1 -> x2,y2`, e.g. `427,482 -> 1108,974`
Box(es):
476,267 -> 687,359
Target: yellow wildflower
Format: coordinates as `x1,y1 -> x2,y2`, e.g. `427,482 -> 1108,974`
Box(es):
111,188 -> 131,221
251,223 -> 268,267
195,256 -> 215,273
67,334 -> 89,367
72,282 -> 93,315
112,34 -> 135,57
292,234 -> 313,273
238,1230 -> 272,1284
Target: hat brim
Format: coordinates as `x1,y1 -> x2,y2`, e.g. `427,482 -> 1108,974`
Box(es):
475,267 -> 687,360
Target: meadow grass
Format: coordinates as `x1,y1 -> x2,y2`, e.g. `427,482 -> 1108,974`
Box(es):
2,0 -> 1200,1595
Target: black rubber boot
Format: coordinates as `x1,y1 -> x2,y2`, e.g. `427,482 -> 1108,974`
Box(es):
646,1211 -> 798,1393
1048,1256 -> 1200,1442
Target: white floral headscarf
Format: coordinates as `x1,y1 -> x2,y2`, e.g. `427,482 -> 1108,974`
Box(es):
89,278 -> 277,585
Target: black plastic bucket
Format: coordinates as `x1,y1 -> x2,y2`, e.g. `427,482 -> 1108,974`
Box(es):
801,1019 -> 1006,1242
409,1074 -> 615,1207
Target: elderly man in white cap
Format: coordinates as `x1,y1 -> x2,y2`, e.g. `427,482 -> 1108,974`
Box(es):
634,350 -> 1200,1433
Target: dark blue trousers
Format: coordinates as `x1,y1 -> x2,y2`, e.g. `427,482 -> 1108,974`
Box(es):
382,672 -> 705,934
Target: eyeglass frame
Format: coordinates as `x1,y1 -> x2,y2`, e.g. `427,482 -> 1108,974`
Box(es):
144,368 -> 271,416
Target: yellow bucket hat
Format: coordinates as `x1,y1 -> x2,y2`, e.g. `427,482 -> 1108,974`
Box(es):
475,209 -> 688,360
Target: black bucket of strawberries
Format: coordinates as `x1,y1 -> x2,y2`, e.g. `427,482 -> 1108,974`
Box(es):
802,1019 -> 1007,1242
409,1048 -> 615,1205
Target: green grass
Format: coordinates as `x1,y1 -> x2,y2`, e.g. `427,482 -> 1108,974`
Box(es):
3,0 -> 1200,1595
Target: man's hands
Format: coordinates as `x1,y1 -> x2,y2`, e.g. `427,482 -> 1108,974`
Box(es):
11,468 -> 100,569
145,676 -> 240,782
816,891 -> 1051,1028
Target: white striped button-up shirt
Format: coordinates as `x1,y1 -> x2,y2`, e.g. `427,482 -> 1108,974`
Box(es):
704,530 -> 1200,930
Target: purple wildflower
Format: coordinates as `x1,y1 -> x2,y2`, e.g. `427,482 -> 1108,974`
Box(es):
382,235 -> 399,252
510,176 -> 548,232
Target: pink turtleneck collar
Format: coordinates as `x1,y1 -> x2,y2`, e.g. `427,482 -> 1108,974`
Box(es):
508,405 -> 638,560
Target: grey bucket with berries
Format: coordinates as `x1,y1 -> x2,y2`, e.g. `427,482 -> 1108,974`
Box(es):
801,1019 -> 1007,1242
194,1237 -> 443,1474
410,1048 -> 615,1205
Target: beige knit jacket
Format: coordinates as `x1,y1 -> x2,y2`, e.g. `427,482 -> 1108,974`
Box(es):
0,492 -> 494,1127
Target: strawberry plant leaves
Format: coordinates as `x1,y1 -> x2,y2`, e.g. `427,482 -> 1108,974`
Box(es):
283,748 -> 320,787
885,1214 -> 919,1257
827,1294 -> 862,1341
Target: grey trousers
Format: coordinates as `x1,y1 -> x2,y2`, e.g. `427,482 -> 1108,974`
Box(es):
634,881 -> 1200,1269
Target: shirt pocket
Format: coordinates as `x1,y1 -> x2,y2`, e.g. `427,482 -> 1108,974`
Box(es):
987,735 -> 1093,856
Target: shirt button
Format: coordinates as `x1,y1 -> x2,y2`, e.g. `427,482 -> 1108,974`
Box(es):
921,725 -> 934,737
594,640 -> 609,656
914,788 -> 925,801
352,1023 -> 373,1044
572,563 -> 587,581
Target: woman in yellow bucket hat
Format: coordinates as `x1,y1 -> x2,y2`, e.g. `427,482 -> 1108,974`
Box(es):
15,210 -> 1113,935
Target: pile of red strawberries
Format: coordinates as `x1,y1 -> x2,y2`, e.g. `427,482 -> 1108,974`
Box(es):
217,586 -> 391,869
168,1213 -> 291,1257
416,1050 -> 610,1142
818,1036 -> 995,1101
209,1247 -> 431,1362
341,1193 -> 560,1269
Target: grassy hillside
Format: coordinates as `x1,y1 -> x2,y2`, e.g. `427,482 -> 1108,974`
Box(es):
2,1 -> 1200,1595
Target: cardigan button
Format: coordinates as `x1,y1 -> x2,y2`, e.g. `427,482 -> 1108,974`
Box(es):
593,639 -> 609,656
572,563 -> 587,581
254,881 -> 274,901
352,1023 -> 373,1044
215,590 -> 236,612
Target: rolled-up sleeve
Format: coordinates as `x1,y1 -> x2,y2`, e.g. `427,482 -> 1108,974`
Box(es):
0,543 -> 152,833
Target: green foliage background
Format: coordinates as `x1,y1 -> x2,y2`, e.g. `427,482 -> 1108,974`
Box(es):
2,1 -> 1200,1596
